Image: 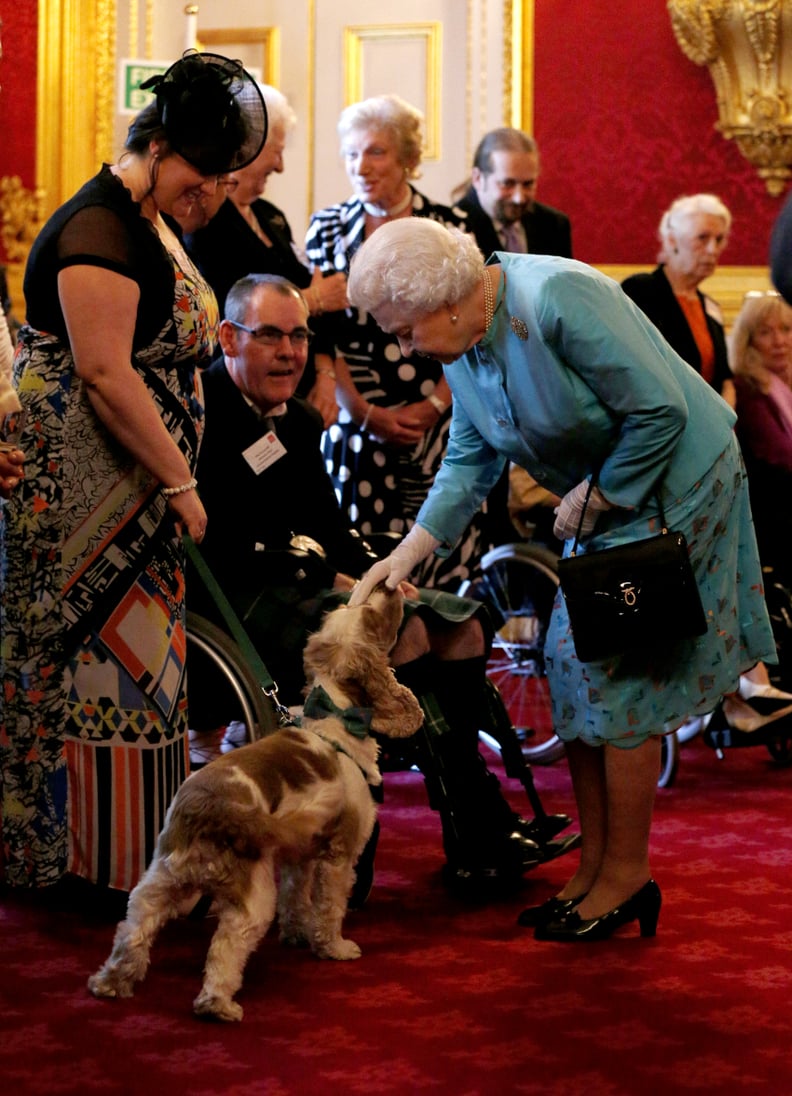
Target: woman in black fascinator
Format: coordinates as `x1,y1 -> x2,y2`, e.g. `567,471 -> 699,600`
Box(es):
0,52 -> 266,899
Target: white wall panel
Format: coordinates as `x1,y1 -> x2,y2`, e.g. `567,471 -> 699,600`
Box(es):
134,1 -> 513,245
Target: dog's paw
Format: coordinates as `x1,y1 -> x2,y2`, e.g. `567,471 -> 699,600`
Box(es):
193,990 -> 244,1023
317,937 -> 362,961
87,969 -> 134,999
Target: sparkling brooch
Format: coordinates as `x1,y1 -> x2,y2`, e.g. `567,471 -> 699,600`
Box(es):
510,316 -> 529,340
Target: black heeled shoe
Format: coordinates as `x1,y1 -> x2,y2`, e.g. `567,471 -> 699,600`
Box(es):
534,879 -> 661,941
517,892 -> 586,928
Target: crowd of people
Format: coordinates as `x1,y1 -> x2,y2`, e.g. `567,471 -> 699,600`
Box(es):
2,54 -> 792,946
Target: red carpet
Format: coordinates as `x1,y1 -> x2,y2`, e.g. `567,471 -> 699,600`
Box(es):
2,734 -> 792,1094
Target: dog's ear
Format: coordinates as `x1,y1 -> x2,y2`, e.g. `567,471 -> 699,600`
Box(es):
302,594 -> 422,738
357,650 -> 424,739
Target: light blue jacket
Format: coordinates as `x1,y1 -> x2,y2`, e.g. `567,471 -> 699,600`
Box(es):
416,253 -> 736,549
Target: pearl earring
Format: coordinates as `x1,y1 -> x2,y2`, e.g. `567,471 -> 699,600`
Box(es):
450,314 -> 459,324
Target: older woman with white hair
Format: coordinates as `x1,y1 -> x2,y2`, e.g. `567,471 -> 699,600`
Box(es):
184,84 -> 348,425
305,94 -> 483,590
347,216 -> 775,942
622,193 -> 735,406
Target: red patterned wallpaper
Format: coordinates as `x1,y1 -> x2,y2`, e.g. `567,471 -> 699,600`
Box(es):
0,2 -> 38,262
534,0 -> 781,266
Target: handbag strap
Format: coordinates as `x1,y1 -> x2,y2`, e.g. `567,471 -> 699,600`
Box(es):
183,534 -> 292,724
570,475 -> 669,556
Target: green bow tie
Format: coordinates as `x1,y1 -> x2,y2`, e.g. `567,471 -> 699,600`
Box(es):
302,685 -> 373,739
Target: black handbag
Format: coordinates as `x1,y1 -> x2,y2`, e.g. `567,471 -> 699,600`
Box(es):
557,479 -> 707,663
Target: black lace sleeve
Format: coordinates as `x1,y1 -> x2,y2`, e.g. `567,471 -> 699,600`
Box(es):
23,167 -> 175,348
57,205 -> 141,280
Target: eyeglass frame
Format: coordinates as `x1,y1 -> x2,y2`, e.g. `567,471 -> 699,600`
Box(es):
743,289 -> 781,301
225,319 -> 314,347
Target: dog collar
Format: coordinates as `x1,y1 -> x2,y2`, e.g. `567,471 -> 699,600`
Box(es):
302,685 -> 373,739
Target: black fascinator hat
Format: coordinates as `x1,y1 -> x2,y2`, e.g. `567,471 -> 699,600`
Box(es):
139,51 -> 268,176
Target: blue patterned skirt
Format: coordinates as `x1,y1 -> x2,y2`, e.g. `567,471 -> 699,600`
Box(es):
544,437 -> 776,748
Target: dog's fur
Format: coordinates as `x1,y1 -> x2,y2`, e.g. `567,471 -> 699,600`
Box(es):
87,585 -> 423,1022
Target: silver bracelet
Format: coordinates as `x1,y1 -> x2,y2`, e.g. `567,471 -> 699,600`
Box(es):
162,477 -> 197,497
360,405 -> 373,432
427,392 -> 449,414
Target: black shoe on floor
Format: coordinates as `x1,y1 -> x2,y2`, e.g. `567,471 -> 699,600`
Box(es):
512,813 -> 573,843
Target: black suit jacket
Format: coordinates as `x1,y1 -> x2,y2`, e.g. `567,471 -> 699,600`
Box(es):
195,359 -> 375,609
457,186 -> 573,260
620,265 -> 730,395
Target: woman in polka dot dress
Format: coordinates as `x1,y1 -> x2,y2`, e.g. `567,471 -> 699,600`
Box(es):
305,94 -> 485,590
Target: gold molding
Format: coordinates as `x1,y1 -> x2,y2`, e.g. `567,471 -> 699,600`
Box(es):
512,0 -> 534,131
37,0 -> 116,223
196,27 -> 280,87
343,23 -> 442,159
144,0 -> 153,60
597,263 -> 773,330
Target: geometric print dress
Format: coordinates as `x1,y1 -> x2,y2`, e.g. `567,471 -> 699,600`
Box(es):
1,218 -> 215,891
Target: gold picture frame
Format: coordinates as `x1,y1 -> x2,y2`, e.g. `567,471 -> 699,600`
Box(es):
343,23 -> 442,159
508,0 -> 533,130
196,27 -> 280,88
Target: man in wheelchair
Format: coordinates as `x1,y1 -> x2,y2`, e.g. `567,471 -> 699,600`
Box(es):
191,273 -> 577,895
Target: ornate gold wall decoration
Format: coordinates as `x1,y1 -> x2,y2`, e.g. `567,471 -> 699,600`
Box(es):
0,177 -> 45,265
668,0 -> 792,196
0,176 -> 45,312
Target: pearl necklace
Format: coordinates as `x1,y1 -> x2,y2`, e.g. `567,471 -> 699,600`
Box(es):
363,187 -> 413,219
481,268 -> 495,335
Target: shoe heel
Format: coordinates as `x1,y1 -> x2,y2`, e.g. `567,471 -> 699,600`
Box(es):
636,880 -> 662,937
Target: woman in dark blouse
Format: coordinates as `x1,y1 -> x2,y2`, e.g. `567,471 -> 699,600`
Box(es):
185,84 -> 347,426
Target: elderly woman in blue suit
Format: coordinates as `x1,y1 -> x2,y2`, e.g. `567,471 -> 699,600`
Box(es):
347,218 -> 774,942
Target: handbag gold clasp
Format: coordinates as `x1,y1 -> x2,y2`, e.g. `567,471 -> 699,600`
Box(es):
619,581 -> 638,608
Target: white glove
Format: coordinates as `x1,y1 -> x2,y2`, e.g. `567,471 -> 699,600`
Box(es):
348,524 -> 440,606
553,479 -> 612,540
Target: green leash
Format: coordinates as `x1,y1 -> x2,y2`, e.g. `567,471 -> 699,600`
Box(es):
183,534 -> 293,726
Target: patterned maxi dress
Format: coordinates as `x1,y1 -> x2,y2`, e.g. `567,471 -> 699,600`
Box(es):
305,188 -> 486,590
0,167 -> 216,890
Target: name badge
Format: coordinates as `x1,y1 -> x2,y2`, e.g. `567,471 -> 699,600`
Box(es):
242,430 -> 287,474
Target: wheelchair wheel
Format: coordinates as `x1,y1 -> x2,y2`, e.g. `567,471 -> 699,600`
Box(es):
467,542 -> 566,765
657,732 -> 680,788
186,611 -> 279,744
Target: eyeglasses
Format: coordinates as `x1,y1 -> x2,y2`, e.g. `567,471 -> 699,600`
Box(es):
226,320 -> 313,347
743,289 -> 780,301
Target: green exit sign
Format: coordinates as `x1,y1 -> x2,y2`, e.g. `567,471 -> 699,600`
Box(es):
119,59 -> 171,115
